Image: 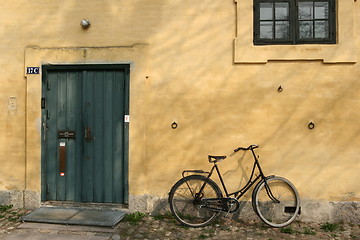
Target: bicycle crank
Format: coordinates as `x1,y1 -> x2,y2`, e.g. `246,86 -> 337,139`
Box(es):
226,198 -> 240,213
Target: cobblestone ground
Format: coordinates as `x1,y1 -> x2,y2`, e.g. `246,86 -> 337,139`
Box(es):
118,212 -> 360,240
0,206 -> 31,235
0,206 -> 359,240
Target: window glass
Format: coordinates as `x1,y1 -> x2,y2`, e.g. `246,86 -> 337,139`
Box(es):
259,2 -> 290,40
260,22 -> 274,39
276,21 -> 290,38
260,3 -> 273,20
299,2 -> 314,20
275,2 -> 289,20
314,21 -> 329,38
299,21 -> 313,39
298,1 -> 330,39
315,2 -> 328,19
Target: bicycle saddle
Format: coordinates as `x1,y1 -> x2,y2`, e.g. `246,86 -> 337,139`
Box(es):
208,155 -> 226,163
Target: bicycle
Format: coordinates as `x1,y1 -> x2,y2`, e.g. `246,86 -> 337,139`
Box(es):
168,144 -> 300,228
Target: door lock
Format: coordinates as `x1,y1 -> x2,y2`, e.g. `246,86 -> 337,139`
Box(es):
85,127 -> 95,141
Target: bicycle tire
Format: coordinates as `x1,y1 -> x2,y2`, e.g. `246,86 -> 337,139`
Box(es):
252,176 -> 300,228
168,175 -> 222,228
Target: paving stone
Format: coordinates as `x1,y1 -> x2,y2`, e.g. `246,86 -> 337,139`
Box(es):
110,234 -> 120,240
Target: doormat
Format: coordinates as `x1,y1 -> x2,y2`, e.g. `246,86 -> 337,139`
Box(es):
22,207 -> 126,227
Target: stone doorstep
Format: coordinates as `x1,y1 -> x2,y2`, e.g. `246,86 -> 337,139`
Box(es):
18,222 -> 115,233
21,207 -> 126,227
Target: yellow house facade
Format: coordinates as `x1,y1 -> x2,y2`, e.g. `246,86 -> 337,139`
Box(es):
0,0 -> 359,223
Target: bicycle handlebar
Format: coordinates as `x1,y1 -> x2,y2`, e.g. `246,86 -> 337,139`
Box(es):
234,144 -> 259,152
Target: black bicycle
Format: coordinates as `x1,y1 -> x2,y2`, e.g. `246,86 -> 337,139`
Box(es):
168,145 -> 300,228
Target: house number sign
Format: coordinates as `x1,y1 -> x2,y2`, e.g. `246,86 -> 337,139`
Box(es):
27,67 -> 40,74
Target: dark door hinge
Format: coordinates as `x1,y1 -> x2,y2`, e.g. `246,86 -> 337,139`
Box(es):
41,98 -> 46,109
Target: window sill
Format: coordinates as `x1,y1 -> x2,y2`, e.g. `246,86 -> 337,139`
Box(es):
234,0 -> 357,64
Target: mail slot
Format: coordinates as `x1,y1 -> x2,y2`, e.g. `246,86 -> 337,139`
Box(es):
58,130 -> 76,139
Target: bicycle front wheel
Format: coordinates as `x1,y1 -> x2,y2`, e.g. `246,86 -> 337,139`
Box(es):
252,176 -> 300,228
168,175 -> 222,228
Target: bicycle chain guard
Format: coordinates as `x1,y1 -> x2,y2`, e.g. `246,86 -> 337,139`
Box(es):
201,197 -> 240,213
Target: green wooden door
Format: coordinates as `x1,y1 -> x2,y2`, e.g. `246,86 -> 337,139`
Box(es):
41,65 -> 129,204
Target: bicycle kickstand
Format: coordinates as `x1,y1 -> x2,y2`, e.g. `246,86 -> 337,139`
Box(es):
224,204 -> 233,219
224,210 -> 231,219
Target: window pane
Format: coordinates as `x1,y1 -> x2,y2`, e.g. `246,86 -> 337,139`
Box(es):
315,2 -> 329,19
299,21 -> 313,39
275,21 -> 290,38
315,20 -> 329,38
275,2 -> 289,20
299,2 -> 314,20
260,22 -> 274,39
260,3 -> 273,20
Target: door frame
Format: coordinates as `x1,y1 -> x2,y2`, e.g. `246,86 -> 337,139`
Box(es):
40,64 -> 130,204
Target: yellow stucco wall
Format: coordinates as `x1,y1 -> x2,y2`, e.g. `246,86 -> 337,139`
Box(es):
0,0 -> 359,210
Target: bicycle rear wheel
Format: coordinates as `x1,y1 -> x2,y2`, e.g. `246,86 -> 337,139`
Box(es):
252,176 -> 300,228
168,175 -> 222,228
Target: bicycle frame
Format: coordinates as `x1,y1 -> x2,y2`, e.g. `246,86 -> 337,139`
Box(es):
182,146 -> 280,208
215,148 -> 266,199
186,148 -> 271,202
